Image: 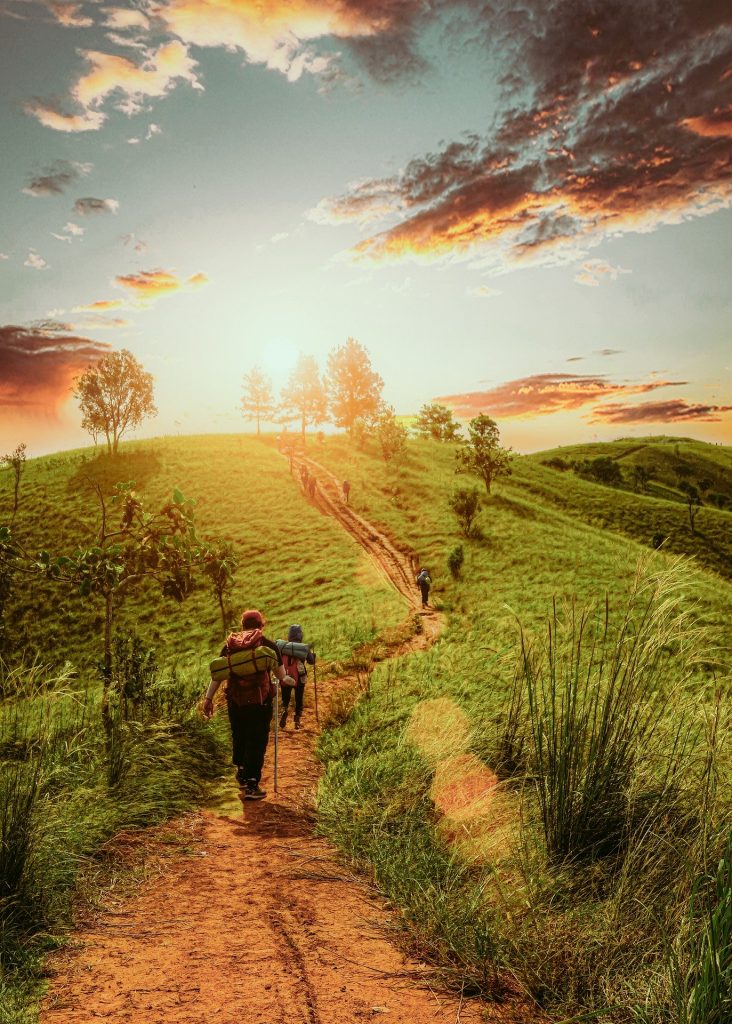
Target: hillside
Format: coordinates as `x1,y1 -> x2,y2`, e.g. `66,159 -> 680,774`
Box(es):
2,432 -> 731,1024
0,435 -> 405,672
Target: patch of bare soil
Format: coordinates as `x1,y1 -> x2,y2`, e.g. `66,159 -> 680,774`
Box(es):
41,455 -> 531,1024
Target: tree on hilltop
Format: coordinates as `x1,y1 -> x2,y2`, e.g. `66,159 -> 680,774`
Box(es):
325,338 -> 383,434
279,354 -> 328,440
415,403 -> 461,441
456,414 -> 512,494
74,350 -> 157,455
241,366 -> 274,435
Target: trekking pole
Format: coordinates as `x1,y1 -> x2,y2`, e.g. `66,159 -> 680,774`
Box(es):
273,679 -> 279,794
313,655 -> 320,726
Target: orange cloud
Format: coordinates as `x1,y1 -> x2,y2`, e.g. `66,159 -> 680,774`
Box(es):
156,0 -> 383,81
590,400 -> 732,424
73,300 -> 125,312
315,3 -> 732,271
681,108 -> 732,139
0,325 -> 110,417
25,41 -> 202,132
114,268 -> 209,303
437,373 -> 687,420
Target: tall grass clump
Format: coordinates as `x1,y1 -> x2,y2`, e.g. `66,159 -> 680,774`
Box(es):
517,559 -> 702,864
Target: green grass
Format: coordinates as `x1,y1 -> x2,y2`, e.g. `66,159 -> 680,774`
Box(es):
2,431 -> 730,1022
311,433 -> 731,1020
0,434 -> 405,670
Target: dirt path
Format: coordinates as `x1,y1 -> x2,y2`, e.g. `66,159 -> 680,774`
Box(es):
40,462 -> 510,1024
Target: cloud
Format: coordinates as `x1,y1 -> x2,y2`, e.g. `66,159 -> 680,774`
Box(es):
0,324 -> 110,415
73,196 -> 119,215
25,40 -> 202,132
72,299 -> 124,312
23,159 -> 93,197
591,399 -> 732,424
114,268 -> 208,303
467,284 -> 502,298
0,253 -> 8,261
101,7 -> 150,32
153,0 -> 468,85
48,2 -> 93,28
574,260 -> 632,287
24,250 -> 49,270
595,348 -> 623,357
436,372 -> 687,419
314,2 -> 732,273
72,314 -> 130,330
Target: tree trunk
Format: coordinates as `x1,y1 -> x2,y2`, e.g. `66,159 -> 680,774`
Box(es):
301,411 -> 306,440
256,411 -> 261,435
218,590 -> 227,635
102,591 -> 114,740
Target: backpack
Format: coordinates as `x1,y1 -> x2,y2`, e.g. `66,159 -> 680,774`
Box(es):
219,629 -> 275,706
417,570 -> 432,588
283,652 -> 306,681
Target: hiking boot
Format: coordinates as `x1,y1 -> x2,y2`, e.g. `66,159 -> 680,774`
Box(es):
243,780 -> 266,800
294,715 -> 302,730
279,709 -> 288,729
235,767 -> 248,786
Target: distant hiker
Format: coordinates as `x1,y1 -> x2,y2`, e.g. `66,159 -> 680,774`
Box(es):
203,608 -> 294,800
279,624 -> 316,730
299,464 -> 309,490
416,567 -> 432,608
342,479 -> 351,504
308,475 -> 318,500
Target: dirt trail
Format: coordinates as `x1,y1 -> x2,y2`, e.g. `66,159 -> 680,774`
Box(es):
40,460 -> 508,1024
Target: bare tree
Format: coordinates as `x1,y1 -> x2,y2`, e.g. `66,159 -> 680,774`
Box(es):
279,354 -> 328,440
241,366 -> 274,435
2,443 -> 27,518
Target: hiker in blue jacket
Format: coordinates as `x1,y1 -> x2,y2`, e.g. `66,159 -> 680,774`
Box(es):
416,567 -> 432,608
279,623 -> 316,730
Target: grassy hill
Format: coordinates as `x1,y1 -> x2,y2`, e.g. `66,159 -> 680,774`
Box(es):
1,432 -> 730,1022
0,435 -> 405,672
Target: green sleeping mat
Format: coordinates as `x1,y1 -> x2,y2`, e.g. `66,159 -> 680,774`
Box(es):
209,646 -> 278,683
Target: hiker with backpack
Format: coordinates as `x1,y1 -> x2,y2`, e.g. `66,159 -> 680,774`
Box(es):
299,464 -> 309,491
307,475 -> 318,500
203,608 -> 295,800
278,624 -> 316,731
416,567 -> 432,608
342,479 -> 351,504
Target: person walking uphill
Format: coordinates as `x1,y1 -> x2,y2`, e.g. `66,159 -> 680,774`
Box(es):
416,567 -> 432,608
203,609 -> 294,800
279,624 -> 316,730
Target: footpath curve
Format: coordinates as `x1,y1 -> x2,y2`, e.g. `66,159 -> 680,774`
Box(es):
40,460 -> 503,1024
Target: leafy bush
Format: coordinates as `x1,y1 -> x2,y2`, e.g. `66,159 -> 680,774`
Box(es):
447,544 -> 464,579
448,487 -> 481,538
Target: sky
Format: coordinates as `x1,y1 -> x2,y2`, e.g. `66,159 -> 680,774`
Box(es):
0,0 -> 730,457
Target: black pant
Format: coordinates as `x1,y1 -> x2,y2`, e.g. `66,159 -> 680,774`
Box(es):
419,583 -> 430,606
281,681 -> 305,717
226,700 -> 273,783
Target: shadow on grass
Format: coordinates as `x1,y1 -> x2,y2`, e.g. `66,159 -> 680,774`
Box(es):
489,493 -> 540,520
67,450 -> 163,496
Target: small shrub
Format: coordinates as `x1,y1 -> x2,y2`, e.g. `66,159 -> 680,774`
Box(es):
652,531 -> 666,549
447,544 -> 464,579
448,487 -> 481,537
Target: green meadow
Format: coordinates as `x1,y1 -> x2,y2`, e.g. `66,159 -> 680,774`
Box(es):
1,432 -> 730,1022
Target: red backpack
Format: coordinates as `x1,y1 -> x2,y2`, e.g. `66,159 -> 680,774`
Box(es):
224,629 -> 273,706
